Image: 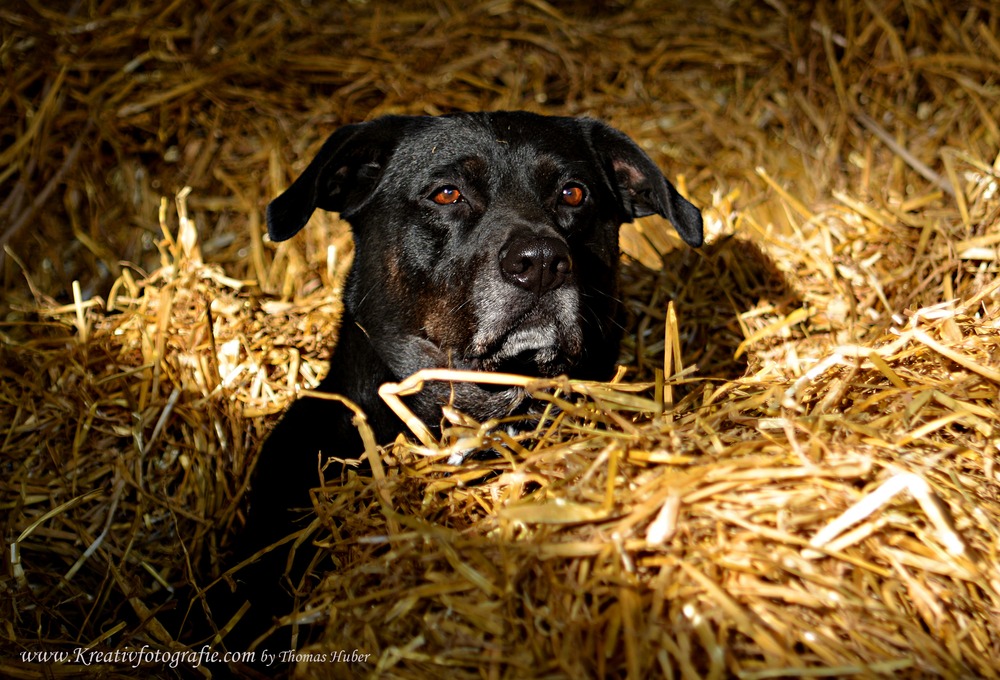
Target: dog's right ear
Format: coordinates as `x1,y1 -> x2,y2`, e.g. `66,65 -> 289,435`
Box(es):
266,117 -> 418,242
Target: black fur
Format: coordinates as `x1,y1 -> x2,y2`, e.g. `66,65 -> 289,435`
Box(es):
232,111 -> 702,651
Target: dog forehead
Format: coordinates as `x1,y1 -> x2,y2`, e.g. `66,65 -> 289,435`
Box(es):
391,113 -> 597,177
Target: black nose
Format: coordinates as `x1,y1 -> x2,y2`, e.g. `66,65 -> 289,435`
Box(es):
500,236 -> 572,296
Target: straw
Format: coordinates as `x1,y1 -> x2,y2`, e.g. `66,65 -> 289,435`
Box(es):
2,1 -> 999,678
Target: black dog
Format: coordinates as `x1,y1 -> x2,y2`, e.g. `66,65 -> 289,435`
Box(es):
233,111 -> 702,647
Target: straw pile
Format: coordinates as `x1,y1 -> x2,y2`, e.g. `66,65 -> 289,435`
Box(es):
2,1 -> 999,678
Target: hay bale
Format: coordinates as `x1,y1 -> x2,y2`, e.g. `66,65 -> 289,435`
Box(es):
2,1 -> 999,678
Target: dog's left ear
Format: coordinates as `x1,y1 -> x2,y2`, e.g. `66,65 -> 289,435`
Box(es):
587,121 -> 704,248
267,116 -> 423,242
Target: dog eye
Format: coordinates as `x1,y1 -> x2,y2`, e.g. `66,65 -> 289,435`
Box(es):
431,186 -> 464,205
560,183 -> 586,207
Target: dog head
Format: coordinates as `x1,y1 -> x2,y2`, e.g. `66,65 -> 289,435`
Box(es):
267,112 -> 702,384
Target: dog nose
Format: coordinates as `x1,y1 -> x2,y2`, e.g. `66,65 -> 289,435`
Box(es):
500,236 -> 572,295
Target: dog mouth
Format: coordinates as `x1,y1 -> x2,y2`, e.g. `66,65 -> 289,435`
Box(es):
468,318 -> 580,376
463,264 -> 584,378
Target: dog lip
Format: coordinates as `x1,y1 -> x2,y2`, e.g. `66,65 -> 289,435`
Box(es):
496,325 -> 559,359
467,319 -> 580,375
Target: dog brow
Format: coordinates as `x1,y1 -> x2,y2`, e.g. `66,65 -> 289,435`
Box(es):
424,156 -> 490,188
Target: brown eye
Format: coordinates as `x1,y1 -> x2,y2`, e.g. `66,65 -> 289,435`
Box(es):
432,186 -> 463,205
560,183 -> 585,207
